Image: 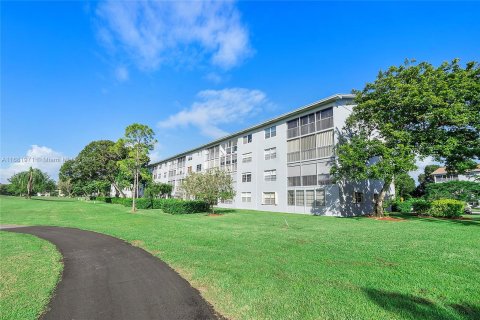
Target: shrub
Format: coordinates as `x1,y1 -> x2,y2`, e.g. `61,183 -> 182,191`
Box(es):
157,198 -> 209,214
411,199 -> 431,215
135,198 -> 153,209
428,199 -> 465,218
111,197 -> 133,207
96,196 -> 112,203
390,198 -> 415,214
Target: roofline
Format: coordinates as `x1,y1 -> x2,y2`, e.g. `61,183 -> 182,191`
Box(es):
149,93 -> 355,167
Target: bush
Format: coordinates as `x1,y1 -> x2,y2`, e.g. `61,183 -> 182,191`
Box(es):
111,197 -> 133,207
391,198 -> 415,214
96,196 -> 112,203
428,199 -> 465,218
107,197 -> 209,213
411,199 -> 431,215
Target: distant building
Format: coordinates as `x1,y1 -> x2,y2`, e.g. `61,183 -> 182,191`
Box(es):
431,165 -> 480,183
148,94 -> 394,216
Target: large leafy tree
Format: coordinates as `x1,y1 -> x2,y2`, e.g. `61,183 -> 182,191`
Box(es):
354,59 -> 479,173
181,168 -> 235,213
394,173 -> 416,200
334,59 -> 479,216
119,124 -> 156,212
332,129 -> 417,217
144,182 -> 173,199
412,164 -> 441,197
8,167 -> 55,198
425,181 -> 480,203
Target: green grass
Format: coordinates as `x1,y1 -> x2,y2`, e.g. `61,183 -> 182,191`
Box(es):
0,230 -> 62,320
1,196 -> 479,320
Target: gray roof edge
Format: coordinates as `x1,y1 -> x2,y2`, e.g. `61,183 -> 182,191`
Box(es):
149,93 -> 355,167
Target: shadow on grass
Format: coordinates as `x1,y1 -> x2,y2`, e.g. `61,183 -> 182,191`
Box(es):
363,288 -> 480,320
30,197 -> 77,202
212,208 -> 236,214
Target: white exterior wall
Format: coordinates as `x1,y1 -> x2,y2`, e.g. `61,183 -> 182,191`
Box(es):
149,94 -> 391,216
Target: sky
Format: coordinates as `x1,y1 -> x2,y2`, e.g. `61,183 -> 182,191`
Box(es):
1,1 -> 479,183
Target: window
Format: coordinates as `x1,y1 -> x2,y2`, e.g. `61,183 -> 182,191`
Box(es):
316,189 -> 326,206
317,130 -> 334,158
373,193 -> 379,202
288,165 -> 301,186
301,134 -> 316,160
287,138 -> 301,162
242,172 -> 252,182
318,173 -> 332,185
241,192 -> 252,203
288,190 -> 295,205
187,155 -> 193,161
305,190 -> 315,207
264,126 -> 276,139
243,134 -> 252,144
295,190 -> 305,206
263,192 -> 276,205
164,172 -> 167,178
196,164 -> 202,172
302,163 -> 317,186
242,152 -> 252,163
353,192 -> 364,204
287,118 -> 300,138
264,147 -> 277,160
264,169 -> 277,182
316,107 -> 334,131
300,113 -> 316,135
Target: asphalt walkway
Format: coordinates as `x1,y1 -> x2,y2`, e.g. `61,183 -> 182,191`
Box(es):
4,226 -> 219,320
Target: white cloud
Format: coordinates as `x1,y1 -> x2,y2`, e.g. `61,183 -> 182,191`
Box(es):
0,145 -> 67,183
96,0 -> 251,70
409,156 -> 442,184
158,88 -> 272,139
115,65 -> 129,81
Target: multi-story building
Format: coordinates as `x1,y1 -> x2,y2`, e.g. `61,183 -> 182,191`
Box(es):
149,94 -> 392,216
431,165 -> 480,183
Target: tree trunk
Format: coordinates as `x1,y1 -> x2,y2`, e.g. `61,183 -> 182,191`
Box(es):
112,182 -> 126,198
374,178 -> 392,217
131,169 -> 137,213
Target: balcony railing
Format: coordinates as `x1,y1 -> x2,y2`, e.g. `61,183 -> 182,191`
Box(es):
301,148 -> 316,161
300,123 -> 316,135
287,151 -> 301,162
317,145 -> 334,158
287,127 -> 299,139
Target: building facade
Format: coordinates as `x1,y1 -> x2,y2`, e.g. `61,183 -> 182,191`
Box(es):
431,165 -> 480,183
149,94 -> 391,216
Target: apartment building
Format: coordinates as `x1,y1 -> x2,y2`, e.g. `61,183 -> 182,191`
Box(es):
149,94 -> 390,216
431,165 -> 480,183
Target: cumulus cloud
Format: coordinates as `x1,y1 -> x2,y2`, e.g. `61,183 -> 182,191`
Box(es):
149,142 -> 163,164
96,0 -> 251,70
158,88 -> 272,139
0,145 -> 68,183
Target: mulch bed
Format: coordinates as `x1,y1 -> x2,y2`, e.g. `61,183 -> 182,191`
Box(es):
207,213 -> 223,217
366,216 -> 406,222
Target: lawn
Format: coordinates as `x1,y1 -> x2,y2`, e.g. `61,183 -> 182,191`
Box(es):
0,196 -> 479,320
0,230 -> 62,320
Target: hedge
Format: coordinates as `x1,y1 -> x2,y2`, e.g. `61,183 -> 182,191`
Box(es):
411,199 -> 431,215
100,197 -> 209,214
391,199 -> 415,214
428,199 -> 465,218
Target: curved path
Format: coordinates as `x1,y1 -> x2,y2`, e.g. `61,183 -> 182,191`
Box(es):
4,226 -> 219,320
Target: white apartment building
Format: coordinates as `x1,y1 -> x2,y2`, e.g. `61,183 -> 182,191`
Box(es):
431,165 -> 480,183
149,94 -> 391,216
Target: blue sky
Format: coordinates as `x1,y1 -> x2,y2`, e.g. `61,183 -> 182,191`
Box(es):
1,1 -> 479,183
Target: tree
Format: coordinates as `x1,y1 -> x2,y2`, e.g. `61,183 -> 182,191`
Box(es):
425,181 -> 480,204
119,124 -> 157,212
394,173 -> 416,200
353,59 -> 479,174
181,168 -> 235,213
331,129 -> 417,217
144,182 -> 173,199
412,164 -> 441,197
8,168 -> 54,198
